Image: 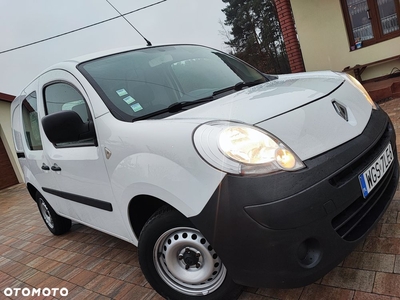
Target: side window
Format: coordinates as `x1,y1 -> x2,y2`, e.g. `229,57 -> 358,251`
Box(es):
44,82 -> 95,147
22,92 -> 43,150
45,83 -> 90,121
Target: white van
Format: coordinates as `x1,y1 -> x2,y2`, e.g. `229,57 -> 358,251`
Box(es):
11,44 -> 399,300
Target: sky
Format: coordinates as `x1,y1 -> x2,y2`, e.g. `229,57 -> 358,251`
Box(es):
0,0 -> 230,96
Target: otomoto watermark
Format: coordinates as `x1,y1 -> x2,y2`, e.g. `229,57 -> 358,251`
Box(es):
3,287 -> 68,297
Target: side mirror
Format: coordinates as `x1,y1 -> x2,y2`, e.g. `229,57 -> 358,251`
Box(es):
41,110 -> 96,145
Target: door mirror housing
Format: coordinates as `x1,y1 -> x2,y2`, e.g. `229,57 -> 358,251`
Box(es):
42,110 -> 96,145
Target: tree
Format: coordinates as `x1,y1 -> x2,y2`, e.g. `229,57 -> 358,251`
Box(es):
222,0 -> 290,74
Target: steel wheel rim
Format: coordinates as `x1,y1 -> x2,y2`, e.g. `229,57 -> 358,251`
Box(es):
154,227 -> 226,296
39,199 -> 54,229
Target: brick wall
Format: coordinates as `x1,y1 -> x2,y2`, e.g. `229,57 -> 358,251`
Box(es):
275,0 -> 305,73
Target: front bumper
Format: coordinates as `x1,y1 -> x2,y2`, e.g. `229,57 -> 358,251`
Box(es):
190,108 -> 399,288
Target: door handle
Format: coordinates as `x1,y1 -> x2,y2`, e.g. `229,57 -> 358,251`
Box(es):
51,164 -> 62,172
41,163 -> 50,171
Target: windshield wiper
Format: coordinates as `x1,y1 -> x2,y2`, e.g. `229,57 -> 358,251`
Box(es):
167,97 -> 214,113
212,79 -> 265,97
167,79 -> 266,113
131,97 -> 214,121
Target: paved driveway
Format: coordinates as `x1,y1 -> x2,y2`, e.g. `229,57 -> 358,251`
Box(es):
1,99 -> 400,299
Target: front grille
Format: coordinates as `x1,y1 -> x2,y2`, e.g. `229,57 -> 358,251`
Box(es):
329,123 -> 392,188
331,157 -> 396,241
330,118 -> 398,242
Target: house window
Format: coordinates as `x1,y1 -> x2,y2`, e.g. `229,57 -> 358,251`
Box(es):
341,0 -> 400,49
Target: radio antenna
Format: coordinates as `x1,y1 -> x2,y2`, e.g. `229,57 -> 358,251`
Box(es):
106,0 -> 153,46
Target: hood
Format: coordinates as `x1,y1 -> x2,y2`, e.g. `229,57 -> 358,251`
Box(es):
169,71 -> 373,161
169,71 -> 344,124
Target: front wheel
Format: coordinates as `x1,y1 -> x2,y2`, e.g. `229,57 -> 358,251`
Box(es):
138,207 -> 242,300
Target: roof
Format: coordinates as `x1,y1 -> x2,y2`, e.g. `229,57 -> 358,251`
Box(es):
61,43 -> 205,64
0,92 -> 15,103
36,44 -> 211,84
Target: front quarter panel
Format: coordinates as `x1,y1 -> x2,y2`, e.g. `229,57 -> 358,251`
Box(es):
95,114 -> 226,218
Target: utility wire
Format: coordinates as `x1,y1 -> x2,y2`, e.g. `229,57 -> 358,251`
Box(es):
0,0 -> 166,55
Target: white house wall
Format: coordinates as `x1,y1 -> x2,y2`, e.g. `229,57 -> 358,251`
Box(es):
290,0 -> 400,80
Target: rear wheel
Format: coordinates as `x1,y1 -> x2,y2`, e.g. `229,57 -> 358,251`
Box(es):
138,207 -> 242,300
36,192 -> 71,235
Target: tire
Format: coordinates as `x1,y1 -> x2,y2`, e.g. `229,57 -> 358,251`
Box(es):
36,192 -> 71,235
138,206 -> 242,300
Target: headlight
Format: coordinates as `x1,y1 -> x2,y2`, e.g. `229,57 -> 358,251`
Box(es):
193,121 -> 304,175
340,73 -> 378,110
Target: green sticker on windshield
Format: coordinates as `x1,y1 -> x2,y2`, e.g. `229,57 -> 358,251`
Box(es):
131,103 -> 143,112
123,96 -> 135,104
116,89 -> 128,97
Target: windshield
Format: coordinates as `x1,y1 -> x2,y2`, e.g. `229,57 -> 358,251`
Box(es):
78,45 -> 267,121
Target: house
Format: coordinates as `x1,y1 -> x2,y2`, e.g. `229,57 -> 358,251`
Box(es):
276,0 -> 400,82
0,92 -> 23,189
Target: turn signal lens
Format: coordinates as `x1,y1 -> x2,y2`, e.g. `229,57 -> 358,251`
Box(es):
276,148 -> 296,169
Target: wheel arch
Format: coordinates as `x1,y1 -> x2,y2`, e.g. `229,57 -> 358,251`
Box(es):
128,194 -> 171,239
26,182 -> 39,202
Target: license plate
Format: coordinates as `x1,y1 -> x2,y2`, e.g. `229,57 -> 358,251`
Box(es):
359,143 -> 394,198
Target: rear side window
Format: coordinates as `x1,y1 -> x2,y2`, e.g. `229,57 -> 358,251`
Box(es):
22,92 -> 42,151
44,82 -> 95,147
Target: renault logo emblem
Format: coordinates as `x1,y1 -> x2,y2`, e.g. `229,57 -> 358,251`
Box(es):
332,101 -> 348,121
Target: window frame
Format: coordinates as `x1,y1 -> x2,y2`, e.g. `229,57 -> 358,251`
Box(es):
341,0 -> 400,50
